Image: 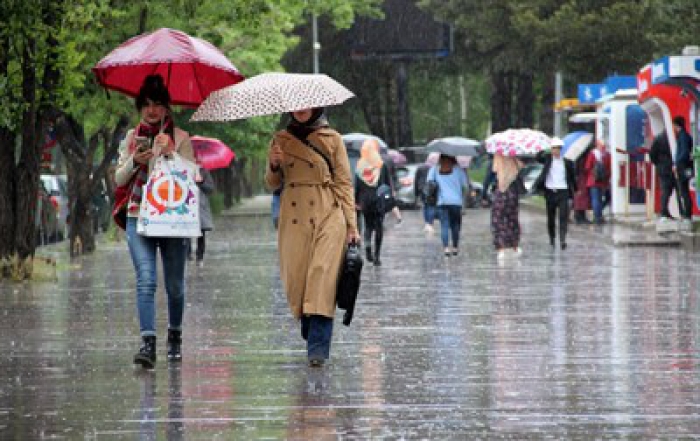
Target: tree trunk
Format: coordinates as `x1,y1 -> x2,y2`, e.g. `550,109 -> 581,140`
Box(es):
539,73 -> 555,135
515,73 -> 534,128
490,71 -> 513,132
347,60 -> 385,137
0,127 -> 16,278
14,37 -> 40,280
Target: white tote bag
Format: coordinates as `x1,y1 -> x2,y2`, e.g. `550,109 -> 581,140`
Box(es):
137,153 -> 201,237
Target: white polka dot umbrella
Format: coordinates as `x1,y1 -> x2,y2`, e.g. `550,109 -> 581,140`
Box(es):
485,128 -> 551,157
190,72 -> 355,122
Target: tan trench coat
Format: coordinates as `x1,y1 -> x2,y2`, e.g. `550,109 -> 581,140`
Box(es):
265,128 -> 358,319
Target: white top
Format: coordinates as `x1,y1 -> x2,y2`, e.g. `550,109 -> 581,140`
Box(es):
545,158 -> 567,189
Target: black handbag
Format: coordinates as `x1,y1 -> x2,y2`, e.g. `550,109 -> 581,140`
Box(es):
336,242 -> 363,326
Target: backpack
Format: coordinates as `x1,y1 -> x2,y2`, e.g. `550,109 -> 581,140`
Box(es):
593,160 -> 608,182
423,180 -> 439,206
376,183 -> 396,214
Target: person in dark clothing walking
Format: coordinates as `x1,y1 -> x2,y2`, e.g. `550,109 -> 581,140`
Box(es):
534,137 -> 577,250
650,127 -> 678,220
673,116 -> 693,223
355,139 -> 392,266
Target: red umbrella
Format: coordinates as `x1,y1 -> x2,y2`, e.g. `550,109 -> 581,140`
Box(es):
93,28 -> 244,107
190,136 -> 235,170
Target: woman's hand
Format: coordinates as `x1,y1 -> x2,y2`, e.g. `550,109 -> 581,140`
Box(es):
346,228 -> 360,245
133,149 -> 153,165
269,143 -> 284,168
155,133 -> 173,155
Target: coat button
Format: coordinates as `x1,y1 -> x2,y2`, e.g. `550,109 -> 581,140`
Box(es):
291,201 -> 297,207
289,162 -> 294,168
309,200 -> 314,206
292,219 -> 297,224
309,163 -> 314,168
290,183 -> 295,188
310,218 -> 315,225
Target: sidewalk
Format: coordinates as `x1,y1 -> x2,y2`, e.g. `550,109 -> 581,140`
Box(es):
220,194 -> 272,217
520,197 -> 682,247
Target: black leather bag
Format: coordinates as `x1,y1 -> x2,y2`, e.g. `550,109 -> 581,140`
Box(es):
423,180 -> 439,206
336,242 -> 363,326
376,183 -> 396,214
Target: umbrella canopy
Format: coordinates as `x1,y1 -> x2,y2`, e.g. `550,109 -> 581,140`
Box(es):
485,129 -> 551,157
427,137 -> 483,157
190,136 -> 235,170
93,28 -> 244,107
191,72 -> 354,121
562,131 -> 594,161
341,133 -> 389,154
425,151 -> 472,168
387,149 -> 407,166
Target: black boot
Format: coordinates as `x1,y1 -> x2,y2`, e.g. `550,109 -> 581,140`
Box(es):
134,336 -> 156,369
167,329 -> 182,361
365,247 -> 373,262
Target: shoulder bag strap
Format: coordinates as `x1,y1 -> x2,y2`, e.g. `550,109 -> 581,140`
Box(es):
297,136 -> 335,179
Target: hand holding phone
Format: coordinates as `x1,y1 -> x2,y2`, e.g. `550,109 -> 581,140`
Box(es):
135,136 -> 150,153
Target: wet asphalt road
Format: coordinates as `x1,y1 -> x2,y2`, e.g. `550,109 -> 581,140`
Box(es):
1,207 -> 699,439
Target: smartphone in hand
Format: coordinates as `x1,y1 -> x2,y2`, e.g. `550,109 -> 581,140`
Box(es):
135,136 -> 150,153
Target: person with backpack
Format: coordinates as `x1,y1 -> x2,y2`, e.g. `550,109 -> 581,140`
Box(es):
584,140 -> 611,224
427,154 -> 468,256
355,139 -> 392,266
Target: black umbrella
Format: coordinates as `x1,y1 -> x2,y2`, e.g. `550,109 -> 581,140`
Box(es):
427,137 -> 484,157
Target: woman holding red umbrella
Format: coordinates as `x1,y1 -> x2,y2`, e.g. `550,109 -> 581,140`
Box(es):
114,74 -> 196,369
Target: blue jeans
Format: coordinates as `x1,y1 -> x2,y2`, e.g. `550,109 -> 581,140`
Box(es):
423,204 -> 436,224
438,205 -> 462,248
589,187 -> 604,222
126,217 -> 188,337
301,315 -> 333,360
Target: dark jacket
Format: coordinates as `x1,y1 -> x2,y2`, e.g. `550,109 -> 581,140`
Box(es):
675,128 -> 693,178
354,164 -> 392,213
650,132 -> 674,176
533,154 -> 577,198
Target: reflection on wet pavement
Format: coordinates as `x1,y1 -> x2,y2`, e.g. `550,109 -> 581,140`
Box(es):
1,209 -> 699,438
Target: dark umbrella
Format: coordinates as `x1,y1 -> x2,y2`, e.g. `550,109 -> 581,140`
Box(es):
427,137 -> 484,157
93,28 -> 244,107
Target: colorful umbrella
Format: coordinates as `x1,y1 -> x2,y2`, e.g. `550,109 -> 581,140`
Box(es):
190,136 -> 235,170
427,137 -> 483,157
191,73 -> 354,121
93,28 -> 244,107
562,131 -> 594,161
425,151 -> 472,168
387,149 -> 407,166
485,129 -> 551,157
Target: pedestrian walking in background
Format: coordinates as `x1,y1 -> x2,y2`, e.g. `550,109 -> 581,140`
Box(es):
265,107 -> 359,367
481,155 -> 496,207
533,137 -> 577,250
491,154 -> 524,259
673,116 -> 694,226
414,162 -> 436,233
572,147 -> 592,224
187,161 -> 215,266
355,139 -> 392,266
114,74 -> 195,368
584,140 -> 612,224
427,154 -> 468,256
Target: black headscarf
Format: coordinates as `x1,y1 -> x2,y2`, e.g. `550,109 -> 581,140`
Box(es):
286,108 -> 328,141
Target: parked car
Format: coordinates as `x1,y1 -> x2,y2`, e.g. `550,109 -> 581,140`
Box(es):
40,174 -> 68,240
36,181 -> 60,245
520,162 -> 543,194
395,163 -> 420,209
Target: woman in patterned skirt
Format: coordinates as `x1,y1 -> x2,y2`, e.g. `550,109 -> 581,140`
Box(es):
491,154 -> 524,259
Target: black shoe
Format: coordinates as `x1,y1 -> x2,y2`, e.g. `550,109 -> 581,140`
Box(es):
550,237 -> 555,248
374,257 -> 382,266
308,358 -> 325,368
365,247 -> 373,262
561,242 -> 567,250
167,330 -> 182,362
134,336 -> 156,369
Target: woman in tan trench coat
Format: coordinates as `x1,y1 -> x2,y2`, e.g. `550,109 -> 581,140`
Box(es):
266,108 -> 359,367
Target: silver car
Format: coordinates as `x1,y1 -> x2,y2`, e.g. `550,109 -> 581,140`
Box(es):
394,164 -> 420,209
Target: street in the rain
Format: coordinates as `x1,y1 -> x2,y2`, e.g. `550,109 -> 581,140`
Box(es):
1,202 -> 699,439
